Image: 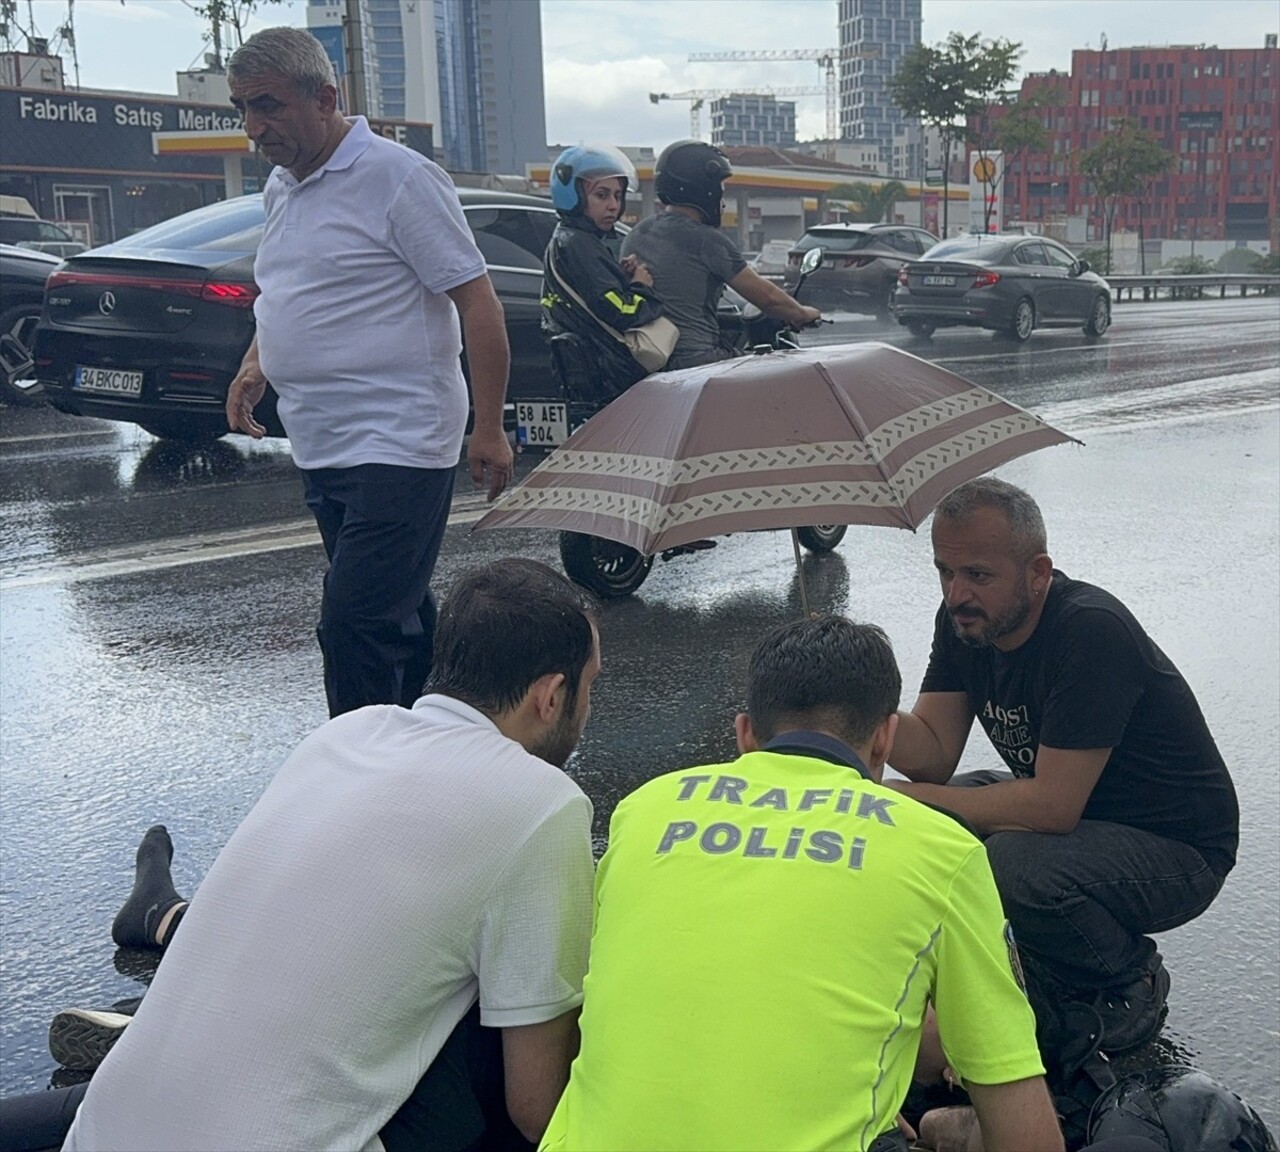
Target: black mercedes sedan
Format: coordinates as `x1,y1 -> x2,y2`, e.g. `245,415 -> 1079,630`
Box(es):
893,233 -> 1112,342
33,189 -> 560,441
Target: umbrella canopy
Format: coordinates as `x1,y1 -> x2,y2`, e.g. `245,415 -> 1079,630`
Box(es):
476,342 -> 1080,555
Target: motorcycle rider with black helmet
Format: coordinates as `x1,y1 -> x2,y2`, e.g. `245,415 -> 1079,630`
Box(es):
621,139 -> 820,370
542,144 -> 666,397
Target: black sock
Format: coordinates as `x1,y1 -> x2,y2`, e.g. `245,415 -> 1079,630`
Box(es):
110,826 -> 187,951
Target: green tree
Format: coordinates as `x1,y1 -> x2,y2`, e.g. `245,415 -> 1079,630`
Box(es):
1257,249 -> 1280,294
987,87 -> 1062,227
1078,246 -> 1112,276
827,180 -> 908,223
1215,248 -> 1261,273
1077,120 -> 1174,273
1164,253 -> 1214,298
889,32 -> 1022,234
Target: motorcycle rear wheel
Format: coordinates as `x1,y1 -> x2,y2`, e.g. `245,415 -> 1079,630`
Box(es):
796,524 -> 847,553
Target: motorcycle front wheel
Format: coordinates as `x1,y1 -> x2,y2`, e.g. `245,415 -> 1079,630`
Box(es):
559,531 -> 654,598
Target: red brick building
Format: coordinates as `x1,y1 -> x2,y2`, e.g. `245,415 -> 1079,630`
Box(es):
973,44 -> 1278,246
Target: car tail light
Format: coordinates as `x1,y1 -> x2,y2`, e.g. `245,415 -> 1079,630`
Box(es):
44,271 -> 259,308
202,282 -> 259,308
897,265 -> 909,286
169,371 -> 213,382
45,270 -> 203,298
788,254 -> 800,265
972,271 -> 1001,289
841,254 -> 877,268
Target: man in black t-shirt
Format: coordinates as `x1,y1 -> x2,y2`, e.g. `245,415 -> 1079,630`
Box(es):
888,477 -> 1238,1056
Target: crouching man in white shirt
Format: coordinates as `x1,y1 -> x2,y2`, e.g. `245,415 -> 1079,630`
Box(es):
54,559 -> 600,1152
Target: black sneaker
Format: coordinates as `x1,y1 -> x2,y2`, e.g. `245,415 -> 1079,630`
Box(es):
48,1008 -> 132,1070
1097,961 -> 1171,1054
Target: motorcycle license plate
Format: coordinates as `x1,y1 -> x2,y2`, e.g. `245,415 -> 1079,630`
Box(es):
516,402 -> 568,448
75,365 -> 143,396
922,275 -> 956,287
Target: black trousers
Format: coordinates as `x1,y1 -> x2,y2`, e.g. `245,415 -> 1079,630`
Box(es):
302,463 -> 455,718
950,770 -> 1224,991
0,1005 -> 530,1152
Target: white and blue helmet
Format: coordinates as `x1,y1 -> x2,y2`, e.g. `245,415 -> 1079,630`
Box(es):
550,144 -> 638,216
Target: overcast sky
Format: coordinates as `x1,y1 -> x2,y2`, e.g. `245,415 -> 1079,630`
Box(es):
14,0 -> 1280,145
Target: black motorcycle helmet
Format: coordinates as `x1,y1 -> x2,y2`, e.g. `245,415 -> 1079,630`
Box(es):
654,139 -> 732,228
1087,1066 -> 1276,1152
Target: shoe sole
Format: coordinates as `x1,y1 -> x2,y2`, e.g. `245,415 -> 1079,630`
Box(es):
48,1010 -> 131,1070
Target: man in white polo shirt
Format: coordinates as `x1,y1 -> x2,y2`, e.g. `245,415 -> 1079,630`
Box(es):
57,559 -> 600,1152
223,26 -> 514,718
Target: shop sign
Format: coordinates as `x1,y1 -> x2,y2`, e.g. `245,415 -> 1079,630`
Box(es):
1,86 -> 431,174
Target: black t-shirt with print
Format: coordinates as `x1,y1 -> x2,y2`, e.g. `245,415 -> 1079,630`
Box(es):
921,571 -> 1238,876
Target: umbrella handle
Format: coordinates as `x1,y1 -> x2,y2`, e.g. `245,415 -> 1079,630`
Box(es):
790,529 -> 812,618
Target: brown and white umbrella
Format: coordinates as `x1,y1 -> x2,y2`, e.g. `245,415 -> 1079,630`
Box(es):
477,342 -> 1080,559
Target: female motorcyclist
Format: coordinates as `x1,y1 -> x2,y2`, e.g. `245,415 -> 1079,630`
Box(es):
542,144 -> 666,398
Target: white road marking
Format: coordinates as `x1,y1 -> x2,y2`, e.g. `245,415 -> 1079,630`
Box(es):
0,427 -> 117,445
0,503 -> 492,591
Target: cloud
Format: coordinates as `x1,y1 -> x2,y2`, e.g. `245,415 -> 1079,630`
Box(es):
542,0 -> 839,147
542,0 -> 1279,148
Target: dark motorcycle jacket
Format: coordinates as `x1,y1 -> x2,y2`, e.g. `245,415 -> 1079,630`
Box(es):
541,215 -> 666,393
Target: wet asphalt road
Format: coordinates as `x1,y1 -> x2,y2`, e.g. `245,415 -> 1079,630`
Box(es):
1,298 -> 1278,1125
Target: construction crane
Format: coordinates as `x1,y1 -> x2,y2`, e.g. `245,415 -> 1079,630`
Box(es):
688,50 -> 842,141
649,87 -> 826,139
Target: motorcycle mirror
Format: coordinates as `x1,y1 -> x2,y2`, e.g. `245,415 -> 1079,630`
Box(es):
800,247 -> 824,276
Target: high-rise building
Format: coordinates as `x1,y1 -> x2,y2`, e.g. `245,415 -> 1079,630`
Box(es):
837,0 -> 921,177
306,0 -> 546,173
711,95 -> 797,148
977,43 -> 1279,244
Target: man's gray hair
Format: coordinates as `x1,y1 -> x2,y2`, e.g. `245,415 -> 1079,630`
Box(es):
227,27 -> 335,98
934,477 -> 1048,558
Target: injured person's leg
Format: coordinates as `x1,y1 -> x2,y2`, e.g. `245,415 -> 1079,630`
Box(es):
109,825 -> 188,951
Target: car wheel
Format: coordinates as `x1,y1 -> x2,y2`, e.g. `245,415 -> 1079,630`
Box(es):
875,281 -> 897,323
137,418 -> 228,444
1010,298 -> 1035,342
796,524 -> 847,553
906,319 -> 936,340
1084,294 -> 1111,337
559,531 -> 653,598
0,304 -> 43,405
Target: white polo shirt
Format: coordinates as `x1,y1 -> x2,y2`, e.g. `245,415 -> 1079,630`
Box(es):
254,117 -> 486,471
64,695 -> 594,1152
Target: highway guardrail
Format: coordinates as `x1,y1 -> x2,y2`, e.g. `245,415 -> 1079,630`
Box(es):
1108,273 -> 1280,302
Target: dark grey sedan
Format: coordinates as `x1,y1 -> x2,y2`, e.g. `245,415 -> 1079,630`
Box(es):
893,234 -> 1112,342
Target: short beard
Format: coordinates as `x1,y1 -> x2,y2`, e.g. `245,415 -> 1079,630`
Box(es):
528,696 -> 583,769
951,587 -> 1032,649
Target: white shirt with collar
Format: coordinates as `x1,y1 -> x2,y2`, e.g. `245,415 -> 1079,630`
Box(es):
63,693 -> 594,1152
253,117 -> 487,471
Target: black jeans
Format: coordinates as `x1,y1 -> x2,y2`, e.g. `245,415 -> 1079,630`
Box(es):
302,463 -> 455,718
0,1006 -> 530,1152
951,770 -> 1225,990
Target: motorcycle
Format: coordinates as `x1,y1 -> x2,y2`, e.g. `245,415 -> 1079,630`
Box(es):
551,247 -> 845,599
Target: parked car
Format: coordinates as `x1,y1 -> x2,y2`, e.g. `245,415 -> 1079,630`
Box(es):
0,243 -> 60,399
34,189 -> 561,441
893,233 -> 1112,342
0,215 -> 87,259
752,238 -> 793,282
783,223 -> 937,317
